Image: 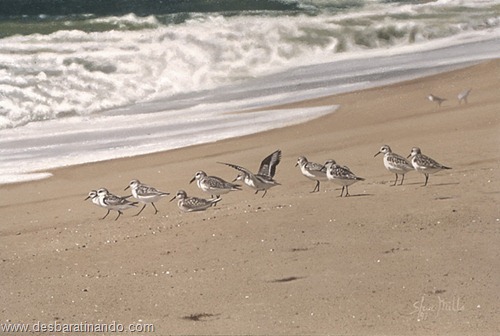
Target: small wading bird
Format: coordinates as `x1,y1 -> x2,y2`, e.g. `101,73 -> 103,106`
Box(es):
457,88 -> 472,105
324,161 -> 365,197
190,171 -> 241,198
95,188 -> 138,220
428,94 -> 446,107
374,145 -> 413,186
170,190 -> 221,212
218,149 -> 281,198
295,156 -> 336,193
85,190 -> 109,218
407,147 -> 452,186
125,179 -> 170,216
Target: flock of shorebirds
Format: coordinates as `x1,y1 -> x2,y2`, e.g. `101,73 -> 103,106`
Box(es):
86,146 -> 452,220
85,88 -> 468,220
85,150 -> 282,220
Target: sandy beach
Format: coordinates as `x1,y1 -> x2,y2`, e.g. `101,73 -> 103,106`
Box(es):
1,60 -> 499,335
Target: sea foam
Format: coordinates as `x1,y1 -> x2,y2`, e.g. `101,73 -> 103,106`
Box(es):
0,1 -> 498,128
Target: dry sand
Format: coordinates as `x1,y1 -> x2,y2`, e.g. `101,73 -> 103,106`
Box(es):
1,60 -> 499,335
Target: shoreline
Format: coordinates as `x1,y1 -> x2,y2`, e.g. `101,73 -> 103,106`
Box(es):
2,36 -> 500,186
1,60 -> 499,335
0,58 -> 484,187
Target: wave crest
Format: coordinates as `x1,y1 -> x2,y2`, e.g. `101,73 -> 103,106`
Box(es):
0,1 -> 498,128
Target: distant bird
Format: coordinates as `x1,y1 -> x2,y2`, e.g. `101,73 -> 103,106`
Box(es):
407,147 -> 452,186
324,161 -> 365,197
125,179 -> 170,216
428,94 -> 446,107
170,190 -> 221,212
96,188 -> 138,220
190,170 -> 241,198
219,149 -> 281,198
374,145 -> 413,186
295,156 -> 335,192
457,88 -> 472,105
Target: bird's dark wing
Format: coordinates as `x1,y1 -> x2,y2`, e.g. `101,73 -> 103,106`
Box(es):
258,150 -> 281,177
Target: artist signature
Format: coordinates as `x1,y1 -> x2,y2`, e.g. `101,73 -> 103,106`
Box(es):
410,295 -> 464,321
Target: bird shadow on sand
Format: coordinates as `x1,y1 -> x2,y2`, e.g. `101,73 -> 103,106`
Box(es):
338,193 -> 375,198
434,196 -> 454,200
427,182 -> 460,187
268,276 -> 306,283
320,188 -> 375,197
182,313 -> 220,322
397,181 -> 459,187
414,182 -> 460,188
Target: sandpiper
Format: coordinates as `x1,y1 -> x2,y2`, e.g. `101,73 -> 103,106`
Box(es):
125,179 -> 170,216
407,147 -> 452,186
428,94 -> 446,107
295,156 -> 335,192
374,145 -> 413,186
96,188 -> 138,220
85,190 -> 110,219
218,149 -> 281,198
190,171 -> 241,198
324,161 -> 365,197
458,88 -> 472,105
170,190 -> 221,212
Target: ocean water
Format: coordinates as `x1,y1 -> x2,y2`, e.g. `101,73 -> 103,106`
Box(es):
0,0 -> 499,184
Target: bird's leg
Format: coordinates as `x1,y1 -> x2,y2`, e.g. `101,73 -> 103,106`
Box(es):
101,209 -> 110,220
311,180 -> 320,193
423,174 -> 429,186
134,204 -> 147,216
152,202 -> 159,214
392,174 -> 398,186
338,186 -> 345,197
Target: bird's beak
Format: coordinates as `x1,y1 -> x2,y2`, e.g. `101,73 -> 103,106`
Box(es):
125,185 -> 130,191
189,176 -> 195,184
406,154 -> 411,158
169,195 -> 176,202
84,196 -> 90,201
374,151 -> 381,157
